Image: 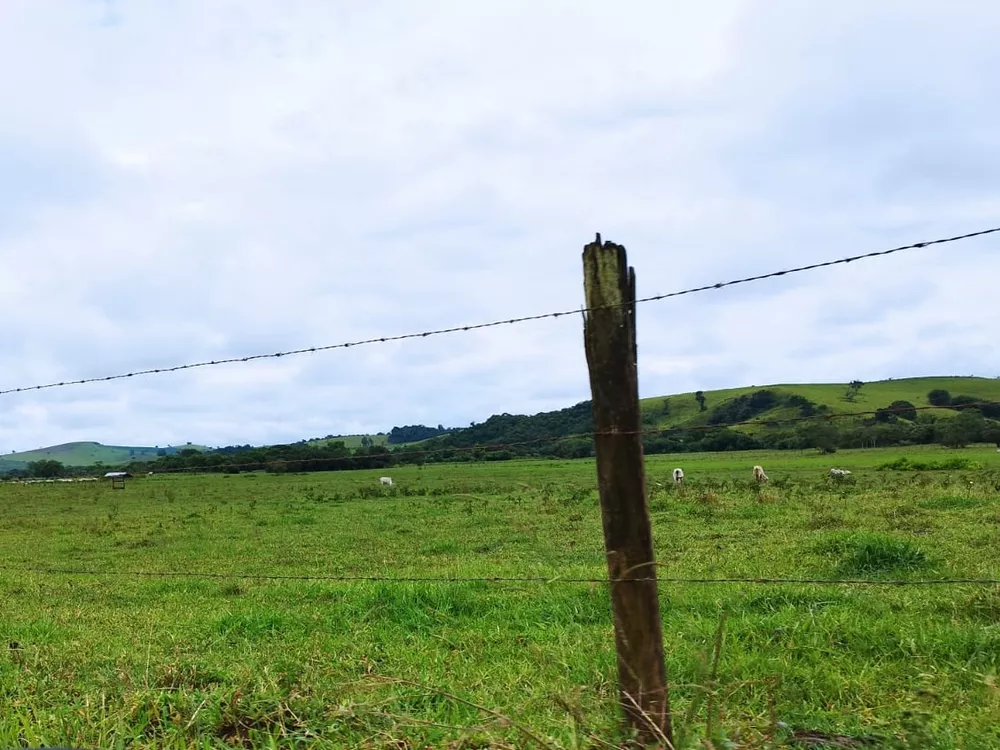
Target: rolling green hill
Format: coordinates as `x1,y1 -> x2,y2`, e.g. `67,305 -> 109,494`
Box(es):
2,441 -> 209,468
396,375 -> 1000,461
640,376 -> 1000,431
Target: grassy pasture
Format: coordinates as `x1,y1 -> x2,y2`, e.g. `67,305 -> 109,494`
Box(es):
1,447 -> 1000,748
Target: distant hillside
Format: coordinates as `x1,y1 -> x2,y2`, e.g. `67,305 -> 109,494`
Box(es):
2,441 -> 209,467
391,376 -> 1000,462
9,376 -> 1000,477
638,376 -> 1000,430
304,434 -> 389,450
0,458 -> 27,474
304,426 -> 452,450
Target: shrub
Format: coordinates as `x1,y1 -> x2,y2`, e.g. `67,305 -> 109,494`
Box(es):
877,457 -> 982,471
927,389 -> 951,407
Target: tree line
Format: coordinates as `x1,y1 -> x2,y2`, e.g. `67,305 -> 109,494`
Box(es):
4,387 -> 1000,479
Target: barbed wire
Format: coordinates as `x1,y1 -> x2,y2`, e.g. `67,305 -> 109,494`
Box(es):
3,226 -> 997,397
41,400 -> 991,476
0,564 -> 997,587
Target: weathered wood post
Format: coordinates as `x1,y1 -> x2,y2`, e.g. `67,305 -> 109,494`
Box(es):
582,234 -> 672,747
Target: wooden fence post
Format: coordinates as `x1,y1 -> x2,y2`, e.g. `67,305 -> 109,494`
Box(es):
582,234 -> 672,747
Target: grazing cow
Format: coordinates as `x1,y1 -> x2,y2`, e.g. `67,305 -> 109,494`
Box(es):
829,468 -> 852,478
379,476 -> 393,487
753,465 -> 769,484
672,468 -> 684,485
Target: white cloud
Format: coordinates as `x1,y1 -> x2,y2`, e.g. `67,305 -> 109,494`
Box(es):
1,0 -> 999,451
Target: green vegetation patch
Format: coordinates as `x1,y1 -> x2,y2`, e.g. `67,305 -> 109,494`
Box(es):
877,457 -> 983,471
813,532 -> 934,577
1,449 -> 999,747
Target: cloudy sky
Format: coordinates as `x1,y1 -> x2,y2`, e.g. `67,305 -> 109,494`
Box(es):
1,1 -> 998,452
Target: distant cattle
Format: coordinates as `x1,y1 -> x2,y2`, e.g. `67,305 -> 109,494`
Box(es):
829,468 -> 852,479
753,465 -> 768,484
379,476 -> 393,487
672,468 -> 684,485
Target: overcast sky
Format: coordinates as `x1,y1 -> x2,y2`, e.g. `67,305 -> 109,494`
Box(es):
1,1 -> 998,452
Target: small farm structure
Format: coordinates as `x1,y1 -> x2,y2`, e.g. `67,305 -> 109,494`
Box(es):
103,471 -> 132,489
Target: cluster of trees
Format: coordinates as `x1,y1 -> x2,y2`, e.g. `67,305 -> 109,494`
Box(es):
25,459 -> 67,478
3,459 -> 94,479
928,388 -> 1000,418
708,389 -> 829,424
387,424 -> 452,444
119,441 -> 394,474
387,401 -> 597,463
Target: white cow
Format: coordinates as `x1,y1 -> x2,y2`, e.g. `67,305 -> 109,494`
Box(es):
753,465 -> 769,484
672,468 -> 684,485
379,476 -> 393,487
829,468 -> 852,478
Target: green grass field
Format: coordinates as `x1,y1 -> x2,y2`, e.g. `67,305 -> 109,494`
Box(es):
2,446 -> 1000,748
